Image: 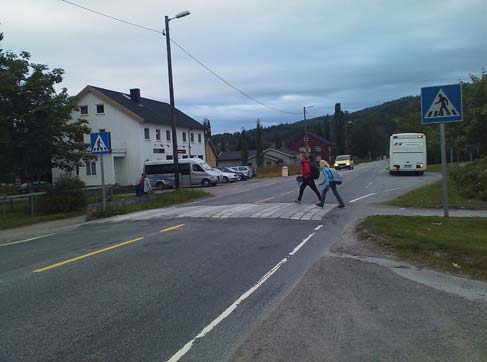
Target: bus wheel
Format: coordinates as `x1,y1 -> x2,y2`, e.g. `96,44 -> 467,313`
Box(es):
156,181 -> 165,190
389,171 -> 396,176
201,179 -> 211,187
419,171 -> 424,176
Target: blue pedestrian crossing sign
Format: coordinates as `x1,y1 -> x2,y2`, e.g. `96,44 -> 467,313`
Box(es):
90,132 -> 111,154
421,84 -> 462,124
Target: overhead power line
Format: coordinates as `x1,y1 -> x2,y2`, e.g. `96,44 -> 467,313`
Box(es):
61,0 -> 302,115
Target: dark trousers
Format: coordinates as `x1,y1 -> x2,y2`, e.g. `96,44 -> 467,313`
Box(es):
298,177 -> 321,201
318,182 -> 345,207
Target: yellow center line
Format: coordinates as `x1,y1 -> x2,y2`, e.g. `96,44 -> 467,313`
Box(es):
255,196 -> 276,203
278,190 -> 296,197
160,224 -> 185,233
33,224 -> 185,273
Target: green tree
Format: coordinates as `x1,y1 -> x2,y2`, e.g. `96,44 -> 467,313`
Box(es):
0,33 -> 91,183
240,128 -> 249,164
255,119 -> 264,167
334,103 -> 345,154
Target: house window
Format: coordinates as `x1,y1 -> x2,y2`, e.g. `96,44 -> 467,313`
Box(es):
198,133 -> 202,143
86,162 -> 96,176
144,128 -> 150,140
190,132 -> 194,143
156,129 -> 161,141
182,155 -> 188,159
266,161 -> 272,166
182,132 -> 187,142
198,155 -> 204,159
166,130 -> 171,141
99,129 -> 105,133
166,155 -> 173,160
315,146 -> 321,152
96,104 -> 105,114
80,105 -> 88,115
153,148 -> 165,153
299,146 -> 305,152
316,155 -> 322,161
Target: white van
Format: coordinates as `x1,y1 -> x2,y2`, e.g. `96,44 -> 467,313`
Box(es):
389,133 -> 427,175
144,158 -> 220,188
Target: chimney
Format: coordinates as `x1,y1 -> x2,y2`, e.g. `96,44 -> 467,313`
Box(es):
130,88 -> 140,103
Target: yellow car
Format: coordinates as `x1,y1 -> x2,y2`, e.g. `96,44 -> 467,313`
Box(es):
334,155 -> 354,170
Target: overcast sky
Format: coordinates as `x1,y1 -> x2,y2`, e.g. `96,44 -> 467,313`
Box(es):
2,0 -> 486,133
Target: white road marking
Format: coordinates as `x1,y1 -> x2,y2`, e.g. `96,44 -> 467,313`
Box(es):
349,193 -> 377,203
0,233 -> 55,248
289,233 -> 315,256
278,190 -> 296,197
384,188 -> 401,192
314,225 -> 323,231
165,230 -> 318,362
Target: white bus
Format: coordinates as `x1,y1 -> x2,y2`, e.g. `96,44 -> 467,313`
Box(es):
389,133 -> 427,175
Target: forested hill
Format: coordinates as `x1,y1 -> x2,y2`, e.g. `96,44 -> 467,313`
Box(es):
210,96 -> 419,158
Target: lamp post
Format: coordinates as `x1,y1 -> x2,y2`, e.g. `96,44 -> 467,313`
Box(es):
165,10 -> 190,189
303,105 -> 314,153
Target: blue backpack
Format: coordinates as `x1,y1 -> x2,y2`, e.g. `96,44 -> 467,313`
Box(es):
326,168 -> 343,185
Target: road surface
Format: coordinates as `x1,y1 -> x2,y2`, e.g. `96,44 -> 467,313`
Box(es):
2,161 -> 484,362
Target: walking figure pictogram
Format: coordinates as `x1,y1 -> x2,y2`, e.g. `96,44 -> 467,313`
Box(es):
436,93 -> 451,116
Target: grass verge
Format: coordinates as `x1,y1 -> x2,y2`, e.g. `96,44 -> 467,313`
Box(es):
88,189 -> 210,219
387,179 -> 486,209
256,164 -> 300,178
358,215 -> 487,281
0,210 -> 84,230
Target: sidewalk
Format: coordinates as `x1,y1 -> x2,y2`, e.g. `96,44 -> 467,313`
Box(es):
0,215 -> 86,244
230,210 -> 487,362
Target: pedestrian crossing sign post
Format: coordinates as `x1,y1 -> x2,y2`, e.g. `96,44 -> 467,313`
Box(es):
90,132 -> 111,212
90,132 -> 111,155
421,84 -> 462,124
420,84 -> 463,218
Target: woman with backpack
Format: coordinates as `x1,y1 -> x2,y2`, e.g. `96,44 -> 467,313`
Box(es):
316,160 -> 345,208
295,153 -> 321,203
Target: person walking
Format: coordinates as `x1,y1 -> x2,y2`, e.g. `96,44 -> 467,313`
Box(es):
316,160 -> 345,208
139,173 -> 152,195
295,153 -> 321,203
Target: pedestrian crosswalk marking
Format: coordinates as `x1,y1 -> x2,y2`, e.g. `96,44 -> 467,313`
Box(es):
95,203 -> 337,223
424,88 -> 459,118
91,135 -> 109,152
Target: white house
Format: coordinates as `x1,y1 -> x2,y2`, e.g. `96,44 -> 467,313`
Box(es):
53,85 -> 207,186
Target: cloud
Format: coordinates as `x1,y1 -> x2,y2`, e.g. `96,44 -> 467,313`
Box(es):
1,0 -> 486,133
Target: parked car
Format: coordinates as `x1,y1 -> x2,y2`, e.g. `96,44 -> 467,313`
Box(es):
245,165 -> 257,177
147,174 -> 175,190
222,167 -> 248,181
334,155 -> 354,170
17,181 -> 50,194
214,168 -> 239,183
229,166 -> 252,178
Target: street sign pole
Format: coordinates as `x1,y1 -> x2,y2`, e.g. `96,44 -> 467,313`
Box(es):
439,123 -> 449,217
421,83 -> 461,219
90,131 -> 111,213
100,154 -> 106,212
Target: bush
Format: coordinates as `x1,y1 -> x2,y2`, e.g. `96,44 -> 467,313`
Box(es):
450,157 -> 487,201
44,177 -> 87,213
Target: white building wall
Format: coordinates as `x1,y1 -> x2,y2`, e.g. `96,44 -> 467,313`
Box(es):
53,91 -> 207,186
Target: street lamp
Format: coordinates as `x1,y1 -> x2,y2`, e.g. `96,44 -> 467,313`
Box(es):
303,105 -> 314,153
165,10 -> 190,189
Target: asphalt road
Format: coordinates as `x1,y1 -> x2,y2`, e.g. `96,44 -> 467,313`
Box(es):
0,161 -> 448,362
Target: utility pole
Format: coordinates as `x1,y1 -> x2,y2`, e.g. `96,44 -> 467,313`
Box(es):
303,105 -> 313,153
165,15 -> 180,189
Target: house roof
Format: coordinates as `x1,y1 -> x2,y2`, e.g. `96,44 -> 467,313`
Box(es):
218,151 -> 242,161
78,85 -> 205,130
207,138 -> 218,157
308,132 -> 335,145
